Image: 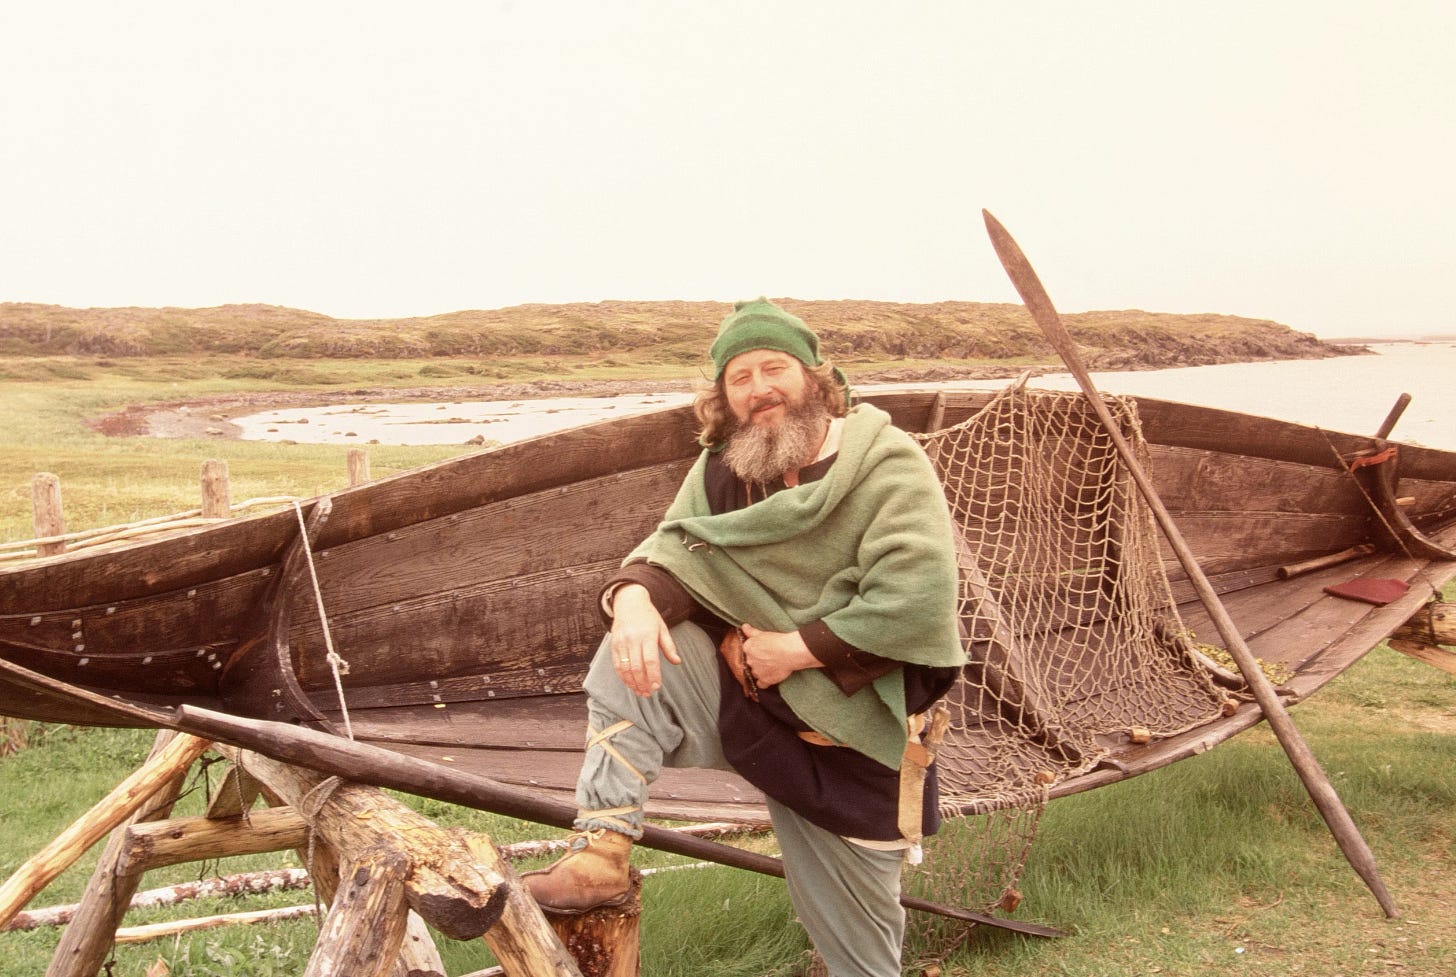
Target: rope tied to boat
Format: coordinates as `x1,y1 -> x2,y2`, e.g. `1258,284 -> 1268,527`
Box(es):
292,501 -> 355,741
299,774 -> 344,931
1317,431 -> 1444,600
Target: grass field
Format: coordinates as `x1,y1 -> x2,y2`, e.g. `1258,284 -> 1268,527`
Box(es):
2,353 -> 1453,975
3,644 -> 1452,976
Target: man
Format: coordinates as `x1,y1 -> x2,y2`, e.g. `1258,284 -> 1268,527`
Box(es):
523,298 -> 965,977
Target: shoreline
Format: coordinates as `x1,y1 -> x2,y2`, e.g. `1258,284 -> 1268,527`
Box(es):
94,340 -> 1445,447
90,363 -> 1045,442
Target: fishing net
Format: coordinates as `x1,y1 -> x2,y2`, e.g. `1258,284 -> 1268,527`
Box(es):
903,381 -> 1227,957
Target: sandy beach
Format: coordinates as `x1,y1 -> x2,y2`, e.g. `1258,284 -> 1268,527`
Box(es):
231,392 -> 694,446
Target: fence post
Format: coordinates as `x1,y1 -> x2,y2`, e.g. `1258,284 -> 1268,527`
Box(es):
347,449 -> 370,487
31,473 -> 65,557
200,460 -> 231,519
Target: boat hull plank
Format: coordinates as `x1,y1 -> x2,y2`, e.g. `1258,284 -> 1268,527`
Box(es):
1150,445 -> 1364,516
296,461 -> 688,621
0,509 -> 300,613
289,561 -> 614,693
310,406 -> 703,550
1158,511 -> 1369,579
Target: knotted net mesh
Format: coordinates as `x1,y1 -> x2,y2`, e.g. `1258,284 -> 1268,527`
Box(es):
903,382 -> 1227,957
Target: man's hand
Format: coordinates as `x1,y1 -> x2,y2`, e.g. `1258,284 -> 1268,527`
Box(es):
739,623 -> 822,688
609,584 -> 681,696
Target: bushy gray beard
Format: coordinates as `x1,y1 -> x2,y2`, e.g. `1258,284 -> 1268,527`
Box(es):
721,396 -> 831,485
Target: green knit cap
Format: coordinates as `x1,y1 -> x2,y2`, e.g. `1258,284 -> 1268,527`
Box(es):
709,298 -> 822,379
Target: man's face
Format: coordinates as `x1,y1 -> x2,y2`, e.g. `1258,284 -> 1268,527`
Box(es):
723,349 -> 811,428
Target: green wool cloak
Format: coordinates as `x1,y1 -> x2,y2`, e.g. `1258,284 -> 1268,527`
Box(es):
628,403 -> 965,768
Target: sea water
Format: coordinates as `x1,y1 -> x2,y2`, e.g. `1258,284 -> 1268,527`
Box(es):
1006,341 -> 1456,451
231,342 -> 1456,451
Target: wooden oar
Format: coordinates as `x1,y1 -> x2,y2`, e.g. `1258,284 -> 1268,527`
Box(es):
981,208 -> 1400,919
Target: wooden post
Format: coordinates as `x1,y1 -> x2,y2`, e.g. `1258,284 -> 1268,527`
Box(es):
31,472 -> 65,557
303,848 -> 413,977
347,448 -> 371,486
0,733 -> 211,928
232,749 -> 584,977
396,910 -> 448,977
200,459 -> 231,519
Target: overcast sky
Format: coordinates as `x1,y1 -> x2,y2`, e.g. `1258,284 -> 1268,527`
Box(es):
3,2 -> 1452,338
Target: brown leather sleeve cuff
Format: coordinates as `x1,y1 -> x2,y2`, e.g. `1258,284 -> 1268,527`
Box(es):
802,620 -> 901,696
599,561 -> 699,627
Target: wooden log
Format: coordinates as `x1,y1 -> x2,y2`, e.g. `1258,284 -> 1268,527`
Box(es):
1387,639 -> 1456,677
116,807 -> 309,876
233,750 -> 502,938
497,823 -> 763,862
177,705 -> 1067,938
1276,543 -> 1375,579
31,472 -> 65,557
0,733 -> 211,928
348,448 -> 371,486
44,730 -> 191,977
9,870 -> 311,932
113,904 -> 318,944
231,749 -> 584,976
248,798 -> 445,977
200,459 -> 231,519
304,847 -> 413,977
1391,601 -> 1456,646
543,871 -> 642,977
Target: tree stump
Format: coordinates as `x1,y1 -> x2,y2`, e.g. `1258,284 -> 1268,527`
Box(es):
542,870 -> 643,977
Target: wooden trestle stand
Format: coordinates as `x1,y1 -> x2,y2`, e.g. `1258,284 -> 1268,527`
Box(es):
2,455 -> 642,974
0,733 -> 649,977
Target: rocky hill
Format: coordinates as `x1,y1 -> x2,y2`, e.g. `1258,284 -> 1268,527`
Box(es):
0,299 -> 1353,370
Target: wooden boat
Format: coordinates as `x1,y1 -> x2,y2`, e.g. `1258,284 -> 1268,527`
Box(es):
3,383 -> 1454,828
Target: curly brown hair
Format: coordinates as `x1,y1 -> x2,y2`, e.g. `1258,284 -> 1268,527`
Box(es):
693,360 -> 849,448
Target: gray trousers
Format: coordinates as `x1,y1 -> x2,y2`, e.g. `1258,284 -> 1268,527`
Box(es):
576,622 -> 906,977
